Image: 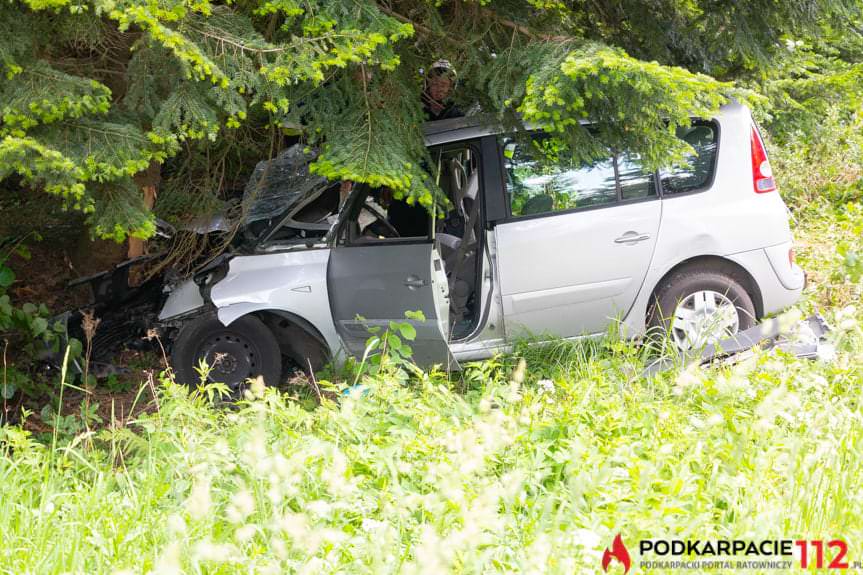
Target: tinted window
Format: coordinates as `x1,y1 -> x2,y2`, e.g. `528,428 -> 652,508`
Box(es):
503,135 -> 656,217
618,152 -> 656,200
660,122 -> 718,194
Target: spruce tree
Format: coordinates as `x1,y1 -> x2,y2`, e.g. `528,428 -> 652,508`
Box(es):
0,0 -> 855,242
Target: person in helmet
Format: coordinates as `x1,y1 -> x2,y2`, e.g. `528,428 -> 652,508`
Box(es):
422,59 -> 463,121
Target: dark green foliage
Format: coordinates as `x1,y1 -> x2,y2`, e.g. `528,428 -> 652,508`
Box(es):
0,0 -> 859,239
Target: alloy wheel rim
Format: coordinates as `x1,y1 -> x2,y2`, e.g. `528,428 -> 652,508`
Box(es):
671,290 -> 740,352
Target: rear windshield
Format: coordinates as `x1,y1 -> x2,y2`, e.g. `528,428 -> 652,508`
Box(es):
660,121 -> 718,194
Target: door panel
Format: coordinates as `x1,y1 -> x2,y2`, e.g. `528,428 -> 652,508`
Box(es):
494,201 -> 661,338
327,242 -> 451,365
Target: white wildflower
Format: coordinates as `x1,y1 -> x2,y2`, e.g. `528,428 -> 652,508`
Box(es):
306,499 -> 332,518
250,375 -> 266,398
259,562 -> 282,575
269,535 -> 288,559
184,478 -> 211,521
755,386 -> 801,431
817,342 -> 837,362
523,533 -> 552,575
409,525 -> 452,575
674,365 -> 702,395
298,557 -> 326,575
323,449 -> 353,496
234,524 -> 257,543
537,379 -> 555,394
777,308 -> 804,332
361,518 -> 387,532
192,539 -> 237,563
272,453 -> 291,478
278,512 -> 310,541
148,542 -> 181,575
715,372 -> 751,396
571,528 -> 601,552
226,489 -> 256,523
166,513 -> 186,536
242,428 -> 269,473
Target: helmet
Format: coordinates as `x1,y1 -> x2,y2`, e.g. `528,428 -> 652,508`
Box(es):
426,59 -> 458,87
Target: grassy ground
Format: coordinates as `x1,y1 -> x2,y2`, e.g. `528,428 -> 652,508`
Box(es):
0,198 -> 861,574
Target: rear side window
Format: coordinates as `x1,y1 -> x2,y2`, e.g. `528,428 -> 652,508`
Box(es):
502,134 -> 656,218
660,121 -> 718,194
618,152 -> 656,200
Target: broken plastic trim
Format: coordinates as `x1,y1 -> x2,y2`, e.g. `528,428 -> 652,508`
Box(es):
643,313 -> 832,376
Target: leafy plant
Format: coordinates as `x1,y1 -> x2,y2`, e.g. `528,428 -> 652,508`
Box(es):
351,310 -> 426,386
0,235 -> 75,400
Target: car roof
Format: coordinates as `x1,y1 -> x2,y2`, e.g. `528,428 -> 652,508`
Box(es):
421,101 -> 747,147
421,115 -> 505,146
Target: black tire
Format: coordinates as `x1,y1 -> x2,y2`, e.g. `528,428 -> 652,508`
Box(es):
171,313 -> 282,389
648,267 -> 757,351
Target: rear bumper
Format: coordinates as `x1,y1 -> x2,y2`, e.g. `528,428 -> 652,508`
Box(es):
763,242 -> 806,290
727,247 -> 804,316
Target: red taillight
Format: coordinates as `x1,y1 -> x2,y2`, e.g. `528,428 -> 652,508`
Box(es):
789,248 -> 796,266
751,126 -> 777,193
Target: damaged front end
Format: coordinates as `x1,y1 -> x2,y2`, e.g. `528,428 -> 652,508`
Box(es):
50,255 -> 168,376
50,143 -> 338,376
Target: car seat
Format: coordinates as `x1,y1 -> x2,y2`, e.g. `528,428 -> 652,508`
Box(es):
437,160 -> 480,332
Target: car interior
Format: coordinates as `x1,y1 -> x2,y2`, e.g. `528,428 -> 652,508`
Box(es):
252,181 -> 343,245
339,143 -> 484,341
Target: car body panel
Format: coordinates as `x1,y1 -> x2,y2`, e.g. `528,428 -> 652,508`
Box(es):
327,242 -> 452,365
208,249 -> 343,357
158,279 -> 205,321
617,102 -> 804,338
494,199 -> 662,338
764,241 -> 805,290
726,247 -> 804,315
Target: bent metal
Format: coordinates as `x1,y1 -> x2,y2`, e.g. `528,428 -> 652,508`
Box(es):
639,540 -> 796,557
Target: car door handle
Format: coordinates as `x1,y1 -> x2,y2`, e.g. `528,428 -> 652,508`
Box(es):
404,275 -> 428,289
614,231 -> 651,244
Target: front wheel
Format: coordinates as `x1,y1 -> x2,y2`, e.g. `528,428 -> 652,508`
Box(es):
171,313 -> 282,389
648,269 -> 757,352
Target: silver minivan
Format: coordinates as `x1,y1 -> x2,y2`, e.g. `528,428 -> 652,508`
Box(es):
160,102 -> 805,387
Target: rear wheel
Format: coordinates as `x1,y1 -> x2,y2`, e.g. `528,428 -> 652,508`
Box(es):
648,269 -> 757,352
172,313 -> 281,389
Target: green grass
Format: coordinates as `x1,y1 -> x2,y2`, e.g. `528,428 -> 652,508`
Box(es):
0,202 -> 861,574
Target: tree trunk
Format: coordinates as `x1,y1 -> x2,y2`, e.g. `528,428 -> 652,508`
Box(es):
128,161 -> 162,259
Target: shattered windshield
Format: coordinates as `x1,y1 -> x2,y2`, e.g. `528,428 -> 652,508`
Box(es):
241,144 -> 330,226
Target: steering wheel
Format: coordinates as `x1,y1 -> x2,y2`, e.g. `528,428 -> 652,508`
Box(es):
361,202 -> 400,238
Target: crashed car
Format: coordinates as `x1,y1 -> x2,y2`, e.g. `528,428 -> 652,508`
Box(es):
63,101 -> 807,388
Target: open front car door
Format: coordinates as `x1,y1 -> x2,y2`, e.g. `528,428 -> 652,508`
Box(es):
327,187 -> 452,367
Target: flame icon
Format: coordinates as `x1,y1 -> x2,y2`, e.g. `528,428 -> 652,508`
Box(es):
602,534 -> 632,574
